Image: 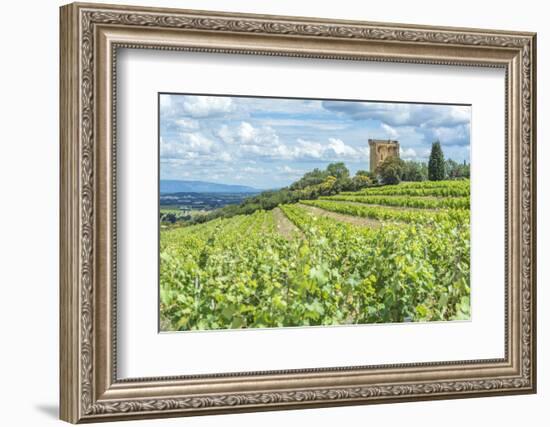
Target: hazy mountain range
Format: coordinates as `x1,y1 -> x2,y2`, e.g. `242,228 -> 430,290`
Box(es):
160,180 -> 260,194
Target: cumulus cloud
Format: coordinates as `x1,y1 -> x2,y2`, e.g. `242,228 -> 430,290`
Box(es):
181,96 -> 234,118
327,138 -> 357,157
160,94 -> 235,119
217,122 -> 279,147
180,133 -> 215,153
160,132 -> 218,161
218,152 -> 232,162
210,125 -> 363,162
293,138 -> 363,161
421,123 -> 470,146
400,147 -> 417,160
322,101 -> 471,146
322,102 -> 469,127
294,139 -> 323,159
217,124 -> 235,144
175,118 -> 199,130
381,123 -> 399,139
238,122 -> 279,146
214,122 -> 360,162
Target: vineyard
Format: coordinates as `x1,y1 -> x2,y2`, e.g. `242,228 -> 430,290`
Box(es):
160,179 -> 471,331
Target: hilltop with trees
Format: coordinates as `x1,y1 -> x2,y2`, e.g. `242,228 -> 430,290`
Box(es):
376,140 -> 469,185
173,142 -> 469,225
191,162 -> 373,223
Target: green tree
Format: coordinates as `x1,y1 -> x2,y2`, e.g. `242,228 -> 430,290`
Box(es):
355,169 -> 378,185
326,162 -> 350,180
377,157 -> 405,185
402,161 -> 427,182
428,141 -> 445,181
445,159 -> 458,179
319,175 -> 338,195
445,159 -> 470,179
350,174 -> 372,190
459,162 -> 470,179
289,168 -> 328,190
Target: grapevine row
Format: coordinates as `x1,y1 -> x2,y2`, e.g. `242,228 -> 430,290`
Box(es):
341,179 -> 470,197
320,194 -> 470,209
300,199 -> 470,225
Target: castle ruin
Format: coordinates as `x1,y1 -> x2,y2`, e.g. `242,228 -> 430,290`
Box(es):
369,139 -> 400,172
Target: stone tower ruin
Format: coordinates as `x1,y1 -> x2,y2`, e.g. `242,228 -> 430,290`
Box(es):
369,139 -> 400,172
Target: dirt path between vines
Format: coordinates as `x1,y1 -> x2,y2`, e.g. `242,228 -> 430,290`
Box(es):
298,203 -> 382,228
273,207 -> 302,239
325,199 -> 440,212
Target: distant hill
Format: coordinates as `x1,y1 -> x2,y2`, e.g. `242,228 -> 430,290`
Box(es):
160,180 -> 260,194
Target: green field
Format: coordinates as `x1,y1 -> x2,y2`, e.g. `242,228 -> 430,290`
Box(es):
160,180 -> 471,331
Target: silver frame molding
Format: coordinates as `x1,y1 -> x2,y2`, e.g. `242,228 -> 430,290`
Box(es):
60,2 -> 537,423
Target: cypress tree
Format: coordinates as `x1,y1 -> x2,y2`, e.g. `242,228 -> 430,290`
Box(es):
428,141 -> 445,181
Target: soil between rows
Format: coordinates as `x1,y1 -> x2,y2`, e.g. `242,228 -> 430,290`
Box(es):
296,203 -> 382,228
272,207 -> 302,239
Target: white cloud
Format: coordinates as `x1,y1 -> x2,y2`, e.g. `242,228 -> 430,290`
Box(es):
323,101 -> 471,146
381,123 -> 399,139
422,123 -> 470,146
292,138 -> 362,161
295,138 -> 323,159
233,98 -> 324,115
327,138 -> 357,156
323,102 -> 470,127
181,96 -> 234,118
181,133 -> 214,153
400,147 -> 417,160
214,121 -> 296,161
160,132 -> 215,160
238,122 -> 279,146
219,152 -> 232,162
238,122 -> 255,142
217,125 -> 235,144
175,118 -> 199,130
425,106 -> 470,127
218,121 -> 279,148
260,118 -> 348,131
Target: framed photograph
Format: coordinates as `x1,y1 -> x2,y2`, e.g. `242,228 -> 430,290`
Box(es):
60,2 -> 537,423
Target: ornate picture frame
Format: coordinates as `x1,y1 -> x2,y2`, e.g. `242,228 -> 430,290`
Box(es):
60,2 -> 536,423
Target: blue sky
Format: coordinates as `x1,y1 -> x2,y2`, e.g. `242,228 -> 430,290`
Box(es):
160,94 -> 471,189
